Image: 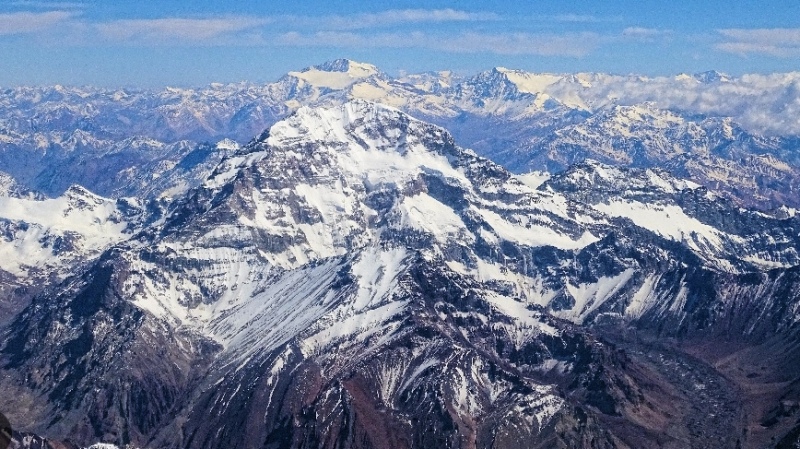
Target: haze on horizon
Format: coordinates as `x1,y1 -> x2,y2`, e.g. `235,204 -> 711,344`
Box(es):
1,0 -> 798,87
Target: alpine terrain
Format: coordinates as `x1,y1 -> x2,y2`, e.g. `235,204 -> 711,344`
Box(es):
0,66 -> 799,449
2,60 -> 800,209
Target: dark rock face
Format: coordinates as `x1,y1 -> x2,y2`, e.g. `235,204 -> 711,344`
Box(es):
2,253 -> 220,447
0,101 -> 799,448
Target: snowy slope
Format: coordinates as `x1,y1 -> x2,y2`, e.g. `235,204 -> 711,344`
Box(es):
0,184 -> 140,277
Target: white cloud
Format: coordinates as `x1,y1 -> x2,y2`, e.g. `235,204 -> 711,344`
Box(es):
96,17 -> 271,43
622,27 -> 671,39
10,1 -> 85,8
278,30 -> 600,57
278,31 -> 420,48
0,8 -> 675,58
440,32 -> 601,56
542,71 -> 800,135
318,9 -> 499,30
31,9 -> 496,45
551,14 -> 622,23
719,28 -> 800,46
716,42 -> 800,57
0,10 -> 74,35
716,28 -> 800,57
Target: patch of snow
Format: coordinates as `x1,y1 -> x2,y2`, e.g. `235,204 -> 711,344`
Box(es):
351,247 -> 408,311
625,274 -> 662,319
398,193 -> 472,241
559,269 -> 635,323
471,205 -> 598,250
485,291 -> 559,338
87,444 -> 120,449
593,200 -> 725,252
514,171 -> 551,189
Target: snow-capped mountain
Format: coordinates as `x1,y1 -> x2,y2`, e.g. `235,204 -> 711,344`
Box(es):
0,182 -> 143,320
2,101 -> 799,449
2,59 -> 800,209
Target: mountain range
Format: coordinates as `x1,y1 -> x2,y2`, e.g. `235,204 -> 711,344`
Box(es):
0,62 -> 799,448
1,59 -> 800,208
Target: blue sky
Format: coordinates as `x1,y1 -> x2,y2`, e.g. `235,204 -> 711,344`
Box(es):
1,0 -> 798,87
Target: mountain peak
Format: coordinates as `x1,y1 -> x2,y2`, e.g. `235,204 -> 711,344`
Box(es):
265,100 -> 453,153
215,138 -> 240,152
314,59 -> 380,76
599,102 -> 683,124
675,70 -> 731,84
287,60 -> 382,90
693,70 -> 731,83
492,67 -> 565,94
206,100 -> 459,192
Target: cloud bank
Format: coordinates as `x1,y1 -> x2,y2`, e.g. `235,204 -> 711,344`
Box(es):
305,9 -> 500,30
278,30 -> 601,57
717,28 -> 800,57
0,10 -> 73,35
543,71 -> 800,135
96,17 -> 271,43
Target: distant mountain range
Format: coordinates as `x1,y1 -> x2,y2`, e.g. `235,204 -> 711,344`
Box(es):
1,59 -> 799,208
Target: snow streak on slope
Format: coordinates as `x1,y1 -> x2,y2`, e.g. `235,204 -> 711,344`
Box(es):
560,268 -> 636,324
